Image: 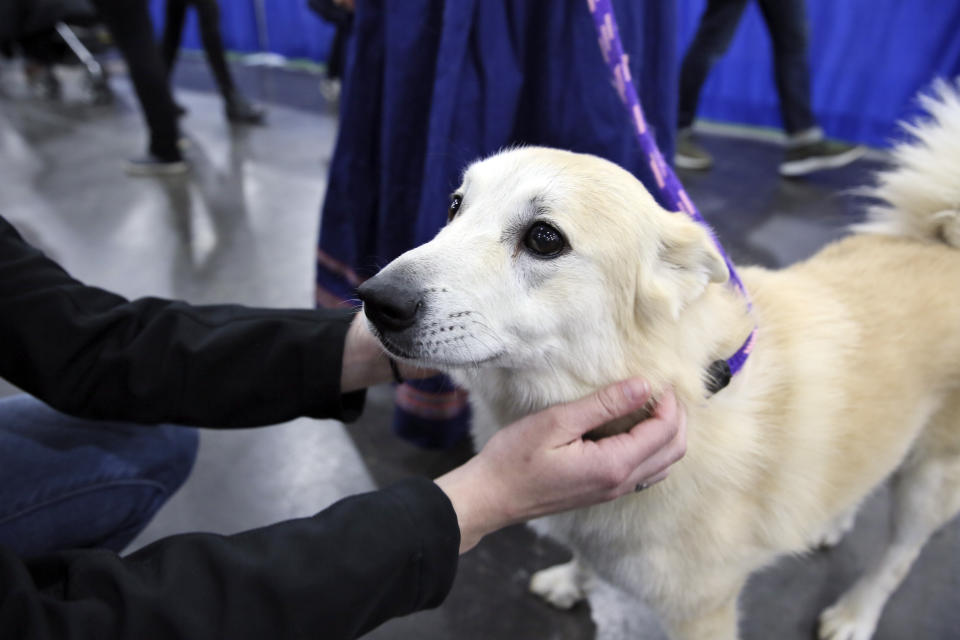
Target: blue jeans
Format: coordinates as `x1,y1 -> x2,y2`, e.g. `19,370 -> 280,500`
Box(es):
678,0 -> 816,134
0,395 -> 198,556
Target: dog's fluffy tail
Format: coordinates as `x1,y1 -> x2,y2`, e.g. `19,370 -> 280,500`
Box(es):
854,78 -> 960,247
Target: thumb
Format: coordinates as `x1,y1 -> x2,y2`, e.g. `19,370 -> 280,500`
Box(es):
543,378 -> 652,446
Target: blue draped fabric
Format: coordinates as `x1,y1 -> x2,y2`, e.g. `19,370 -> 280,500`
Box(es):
148,0 -> 262,53
147,1 -> 960,147
315,0 -> 677,448
262,2 -> 336,61
677,0 -> 960,147
148,0 -> 335,61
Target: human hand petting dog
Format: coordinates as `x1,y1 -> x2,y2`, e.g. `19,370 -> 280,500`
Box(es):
340,311 -> 687,553
435,380 -> 687,553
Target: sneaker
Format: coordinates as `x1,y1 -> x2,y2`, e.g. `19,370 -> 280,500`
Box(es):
319,77 -> 342,105
124,154 -> 188,177
675,129 -> 714,170
225,95 -> 266,125
779,139 -> 866,177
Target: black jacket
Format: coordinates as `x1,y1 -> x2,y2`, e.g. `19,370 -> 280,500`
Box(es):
0,215 -> 460,639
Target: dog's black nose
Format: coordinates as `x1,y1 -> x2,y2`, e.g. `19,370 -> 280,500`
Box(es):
357,274 -> 423,332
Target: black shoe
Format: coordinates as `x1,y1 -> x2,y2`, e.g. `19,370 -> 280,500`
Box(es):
779,139 -> 866,177
124,154 -> 188,176
225,95 -> 266,125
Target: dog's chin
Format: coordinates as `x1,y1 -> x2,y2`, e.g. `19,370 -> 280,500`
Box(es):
367,324 -> 505,370
365,324 -> 418,361
368,327 -> 415,360
422,351 -> 505,369
397,348 -> 506,371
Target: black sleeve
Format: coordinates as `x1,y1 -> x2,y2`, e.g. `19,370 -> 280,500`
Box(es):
0,215 -> 365,427
0,478 -> 461,640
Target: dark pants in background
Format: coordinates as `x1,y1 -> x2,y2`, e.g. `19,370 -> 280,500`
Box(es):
161,0 -> 235,99
90,0 -> 181,160
678,0 -> 816,134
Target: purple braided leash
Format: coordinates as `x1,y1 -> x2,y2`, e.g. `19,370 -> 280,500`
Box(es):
586,0 -> 756,383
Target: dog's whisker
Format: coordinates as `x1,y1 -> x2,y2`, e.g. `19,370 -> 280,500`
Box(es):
469,318 -> 506,351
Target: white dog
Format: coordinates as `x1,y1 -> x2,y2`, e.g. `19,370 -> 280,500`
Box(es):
357,80 -> 960,640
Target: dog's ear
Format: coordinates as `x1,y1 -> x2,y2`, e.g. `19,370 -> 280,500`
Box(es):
638,211 -> 728,320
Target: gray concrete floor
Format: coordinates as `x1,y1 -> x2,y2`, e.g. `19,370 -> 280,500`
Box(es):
0,57 -> 958,640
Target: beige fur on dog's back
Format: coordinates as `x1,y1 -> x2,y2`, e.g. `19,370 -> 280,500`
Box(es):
734,236 -> 960,530
364,80 -> 960,640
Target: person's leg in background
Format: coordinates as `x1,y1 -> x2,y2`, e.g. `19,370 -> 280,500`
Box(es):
319,14 -> 352,104
757,0 -> 815,137
89,0 -> 187,176
160,0 -> 190,118
756,0 -> 865,176
161,0 -> 189,72
0,395 -> 198,556
306,0 -> 354,104
675,0 -> 750,170
190,0 -> 265,124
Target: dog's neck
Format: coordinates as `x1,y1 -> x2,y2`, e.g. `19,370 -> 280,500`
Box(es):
451,280 -> 756,432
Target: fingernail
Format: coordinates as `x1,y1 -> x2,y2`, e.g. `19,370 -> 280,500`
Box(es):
622,379 -> 649,405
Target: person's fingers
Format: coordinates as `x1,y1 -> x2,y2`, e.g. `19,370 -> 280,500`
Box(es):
628,468 -> 670,493
589,389 -> 679,464
651,386 -> 679,424
581,390 -> 684,493
541,378 -> 652,445
619,403 -> 687,491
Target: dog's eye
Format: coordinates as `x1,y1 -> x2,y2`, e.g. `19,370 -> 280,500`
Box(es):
523,222 -> 566,257
447,194 -> 463,223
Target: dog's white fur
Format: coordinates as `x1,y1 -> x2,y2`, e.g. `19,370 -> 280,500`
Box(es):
365,80 -> 960,640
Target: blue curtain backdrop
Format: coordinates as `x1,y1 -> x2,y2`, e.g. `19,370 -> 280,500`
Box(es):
147,0 -> 960,147
147,0 -> 336,62
677,0 -> 960,147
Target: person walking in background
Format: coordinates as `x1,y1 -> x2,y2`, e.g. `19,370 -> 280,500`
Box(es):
89,0 -> 187,175
676,0 -> 865,177
161,0 -> 265,125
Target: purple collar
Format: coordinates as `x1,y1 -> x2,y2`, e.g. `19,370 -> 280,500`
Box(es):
587,0 -> 757,394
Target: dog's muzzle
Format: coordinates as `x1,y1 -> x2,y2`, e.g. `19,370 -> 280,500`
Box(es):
357,271 -> 424,334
